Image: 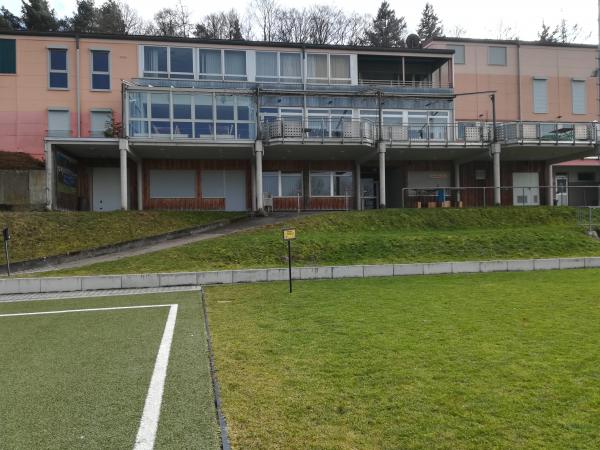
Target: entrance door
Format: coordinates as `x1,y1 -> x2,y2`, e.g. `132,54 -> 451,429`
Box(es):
224,170 -> 246,211
512,172 -> 540,206
361,178 -> 378,209
555,175 -> 568,206
92,167 -> 121,211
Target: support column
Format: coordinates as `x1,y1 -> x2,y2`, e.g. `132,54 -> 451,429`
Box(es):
137,159 -> 143,211
378,141 -> 386,208
254,140 -> 264,213
355,161 -> 362,211
491,142 -> 501,206
44,142 -> 54,211
454,161 -> 461,205
251,158 -> 257,212
547,163 -> 554,206
119,139 -> 128,211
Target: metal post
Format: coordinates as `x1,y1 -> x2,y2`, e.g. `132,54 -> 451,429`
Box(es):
3,240 -> 10,277
137,159 -> 143,211
297,192 -> 301,215
287,240 -> 292,294
255,141 -> 264,213
119,139 -> 128,211
378,142 -> 386,208
491,93 -> 497,143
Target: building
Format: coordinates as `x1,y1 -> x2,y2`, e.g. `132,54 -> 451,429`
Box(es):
0,31 -> 597,212
426,37 -> 600,206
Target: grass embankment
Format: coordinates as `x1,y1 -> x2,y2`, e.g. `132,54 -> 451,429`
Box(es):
207,271 -> 600,449
0,210 -> 245,264
0,291 -> 220,449
51,207 -> 600,276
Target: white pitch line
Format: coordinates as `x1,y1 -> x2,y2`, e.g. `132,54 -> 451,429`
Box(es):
0,304 -> 174,318
133,303 -> 178,450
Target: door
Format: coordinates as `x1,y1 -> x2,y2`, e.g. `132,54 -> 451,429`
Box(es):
555,175 -> 568,206
224,170 -> 246,211
361,178 -> 378,209
92,167 -> 121,211
512,172 -> 540,206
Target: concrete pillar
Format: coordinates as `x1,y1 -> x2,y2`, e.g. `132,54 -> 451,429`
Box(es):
378,141 -> 386,208
254,140 -> 264,213
547,163 -> 554,206
119,139 -> 128,211
491,142 -> 501,206
454,161 -> 461,204
137,159 -> 143,211
355,161 -> 362,211
251,158 -> 257,212
44,141 -> 54,210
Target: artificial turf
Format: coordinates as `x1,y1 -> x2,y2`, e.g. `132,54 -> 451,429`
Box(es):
0,291 -> 220,450
47,207 -> 600,276
206,270 -> 600,449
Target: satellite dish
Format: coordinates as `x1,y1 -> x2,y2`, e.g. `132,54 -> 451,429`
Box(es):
406,34 -> 420,48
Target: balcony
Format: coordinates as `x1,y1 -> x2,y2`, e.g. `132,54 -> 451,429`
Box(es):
262,119 -> 599,148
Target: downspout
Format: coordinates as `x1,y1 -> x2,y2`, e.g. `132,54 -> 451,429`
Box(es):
76,34 -> 81,137
516,40 -> 522,122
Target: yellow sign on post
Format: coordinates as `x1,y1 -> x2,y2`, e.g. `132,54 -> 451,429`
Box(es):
282,228 -> 296,241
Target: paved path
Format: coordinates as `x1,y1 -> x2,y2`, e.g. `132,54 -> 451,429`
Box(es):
19,213 -> 305,275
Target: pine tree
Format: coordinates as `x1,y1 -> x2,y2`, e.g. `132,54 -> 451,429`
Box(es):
365,1 -> 407,48
21,0 -> 59,31
70,0 -> 97,33
96,0 -> 125,34
417,2 -> 443,41
537,21 -> 558,43
0,7 -> 24,30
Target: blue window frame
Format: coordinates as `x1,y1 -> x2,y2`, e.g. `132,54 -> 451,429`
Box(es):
91,50 -> 110,90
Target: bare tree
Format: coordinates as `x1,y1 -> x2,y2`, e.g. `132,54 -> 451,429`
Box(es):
119,1 -> 144,34
248,0 -> 278,41
340,13 -> 369,46
557,19 -> 590,43
274,8 -> 310,43
152,0 -> 192,37
495,21 -> 518,40
195,9 -> 243,40
446,24 -> 466,38
307,5 -> 341,45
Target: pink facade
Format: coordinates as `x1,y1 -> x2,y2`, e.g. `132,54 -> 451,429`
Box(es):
0,35 -> 136,159
426,38 -> 599,123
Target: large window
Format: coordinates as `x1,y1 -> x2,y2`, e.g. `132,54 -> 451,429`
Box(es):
224,50 -> 246,80
447,44 -> 465,64
307,53 -> 351,84
307,54 -> 328,83
280,53 -> 301,82
91,50 -> 110,90
128,91 -> 255,139
49,48 -> 68,89
330,55 -> 351,84
533,78 -> 548,114
262,171 -> 303,197
488,46 -> 507,66
256,52 -> 278,82
256,51 -> 302,83
572,79 -> 586,114
0,39 -> 16,74
143,46 -> 168,78
310,171 -> 353,197
198,49 -> 222,79
170,47 -> 194,79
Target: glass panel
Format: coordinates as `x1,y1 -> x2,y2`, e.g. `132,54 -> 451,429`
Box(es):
333,172 -> 353,196
50,49 -> 67,70
216,96 -> 234,120
236,123 -> 255,139
237,97 -> 255,121
263,172 -> 279,196
307,54 -> 328,81
92,73 -> 110,90
49,72 -> 68,88
173,94 -> 192,119
256,52 -> 277,80
330,55 -> 350,80
129,92 -> 148,118
150,121 -> 170,135
488,46 -> 506,65
216,122 -> 235,136
281,174 -> 302,196
447,45 -> 465,64
280,53 -> 301,80
170,47 -> 193,75
150,93 -> 170,119
173,122 -> 193,137
224,50 -> 246,79
311,172 -> 330,196
194,94 -> 213,120
129,120 -> 148,137
92,51 -> 109,72
144,46 -> 167,73
198,49 -> 221,77
194,122 -> 214,138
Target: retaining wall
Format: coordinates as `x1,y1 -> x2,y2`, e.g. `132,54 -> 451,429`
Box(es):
1,257 -> 600,295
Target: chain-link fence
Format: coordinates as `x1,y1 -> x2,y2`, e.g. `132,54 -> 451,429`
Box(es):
400,185 -> 600,208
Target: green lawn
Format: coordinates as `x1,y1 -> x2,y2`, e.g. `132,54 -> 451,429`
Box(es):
50,207 -> 600,276
0,291 -> 220,449
206,271 -> 600,449
0,210 -> 245,264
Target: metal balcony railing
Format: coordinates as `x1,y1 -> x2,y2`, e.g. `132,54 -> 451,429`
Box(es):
358,78 -> 453,89
261,118 -> 376,144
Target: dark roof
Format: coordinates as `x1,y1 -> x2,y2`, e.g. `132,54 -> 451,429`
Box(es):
426,36 -> 595,49
0,30 -> 455,55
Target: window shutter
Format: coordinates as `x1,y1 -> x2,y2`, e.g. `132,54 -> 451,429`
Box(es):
0,39 -> 16,74
533,79 -> 548,114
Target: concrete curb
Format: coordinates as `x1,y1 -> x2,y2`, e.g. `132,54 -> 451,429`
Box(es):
0,216 -> 247,275
1,256 -> 599,295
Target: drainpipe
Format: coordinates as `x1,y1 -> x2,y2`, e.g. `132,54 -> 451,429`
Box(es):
76,34 -> 81,137
516,40 -> 522,122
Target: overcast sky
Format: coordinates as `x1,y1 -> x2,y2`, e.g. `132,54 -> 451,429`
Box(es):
2,0 -> 597,44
